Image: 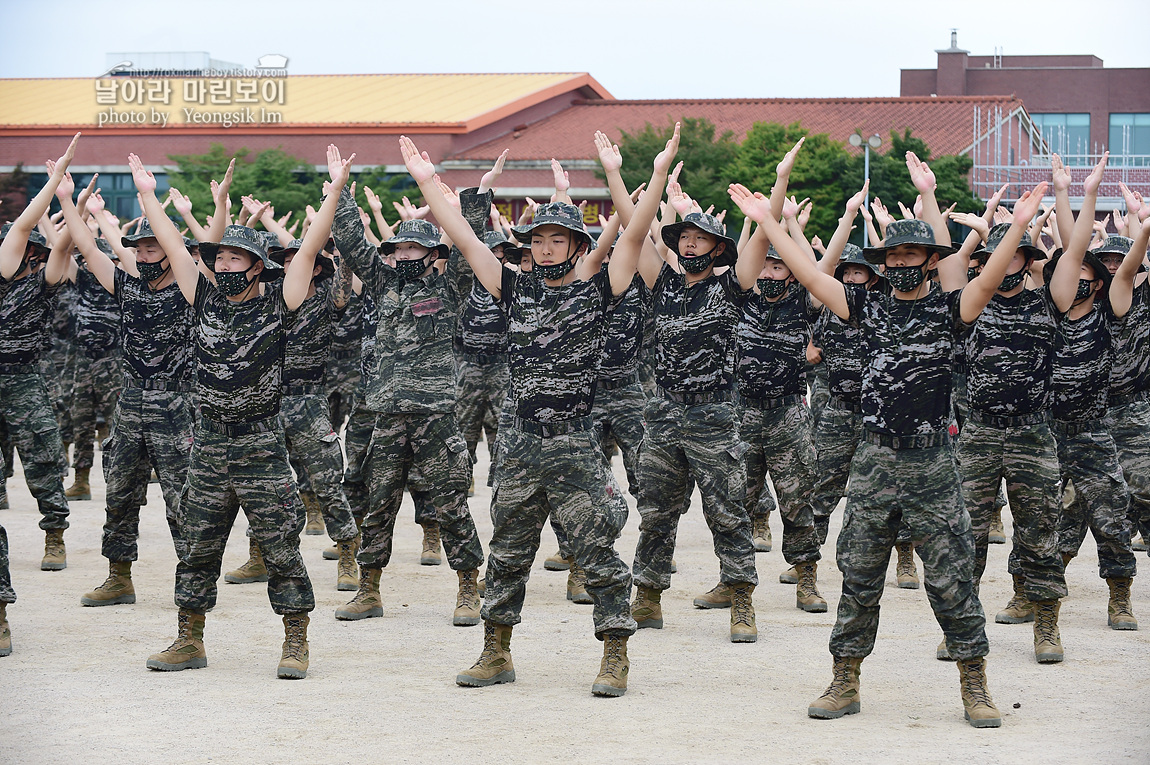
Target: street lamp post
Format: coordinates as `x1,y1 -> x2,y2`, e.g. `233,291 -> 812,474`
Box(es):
849,133 -> 882,246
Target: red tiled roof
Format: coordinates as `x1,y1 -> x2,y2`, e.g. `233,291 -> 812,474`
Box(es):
453,95 -> 1025,162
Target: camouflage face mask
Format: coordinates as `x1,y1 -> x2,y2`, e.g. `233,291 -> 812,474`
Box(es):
757,277 -> 789,299
137,257 -> 169,283
216,263 -> 257,296
395,255 -> 431,280
884,263 -> 927,293
1074,278 -> 1095,302
998,268 -> 1026,292
680,246 -> 717,274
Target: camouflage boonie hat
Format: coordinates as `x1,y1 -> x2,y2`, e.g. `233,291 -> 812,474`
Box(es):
122,218 -> 158,248
863,219 -> 957,265
484,230 -> 523,265
661,212 -> 738,268
1090,235 -> 1144,273
972,222 -> 1045,263
183,236 -> 199,250
269,238 -> 336,280
1041,249 -> 1112,294
511,202 -> 595,251
380,219 -> 449,260
200,224 -> 284,281
1,223 -> 52,256
834,243 -> 883,280
95,238 -> 119,262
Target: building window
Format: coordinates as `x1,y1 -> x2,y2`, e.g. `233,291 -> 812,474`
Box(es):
1032,113 -> 1091,164
1109,114 -> 1150,166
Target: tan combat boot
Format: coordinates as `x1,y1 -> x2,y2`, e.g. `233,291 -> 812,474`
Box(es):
995,573 -> 1034,624
779,565 -> 798,584
957,656 -> 1001,728
752,513 -> 772,553
335,567 -> 383,620
1033,600 -> 1064,663
1107,577 -> 1138,630
729,583 -> 757,643
591,634 -> 629,697
224,538 -> 268,584
0,602 -> 11,657
988,507 -> 1006,545
895,541 -> 919,589
420,522 -> 442,566
41,529 -> 66,571
301,491 -> 324,535
693,583 -> 732,609
323,544 -> 339,561
631,586 -> 663,629
1133,534 -> 1148,552
808,656 -> 862,719
566,563 -> 593,604
81,560 -> 136,606
544,550 -> 572,571
937,637 -> 951,661
146,608 -> 207,671
454,569 -> 481,626
796,561 -> 828,613
64,468 -> 91,501
336,537 -> 358,592
456,622 -> 515,686
277,613 -> 309,679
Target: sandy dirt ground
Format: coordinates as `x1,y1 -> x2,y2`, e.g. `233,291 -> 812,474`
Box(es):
1,442 -> 1147,765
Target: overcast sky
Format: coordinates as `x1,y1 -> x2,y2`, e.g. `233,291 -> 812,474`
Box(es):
1,0 -> 1145,98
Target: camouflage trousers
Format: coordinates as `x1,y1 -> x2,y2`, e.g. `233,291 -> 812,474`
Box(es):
0,372 -> 68,530
0,523 -> 13,603
1108,399 -> 1150,550
807,362 -> 830,428
325,352 -> 361,433
591,378 -> 646,496
71,351 -> 122,471
811,402 -> 865,546
359,412 -> 482,571
0,415 -> 11,481
407,463 -> 439,527
102,387 -> 193,562
455,358 -> 508,463
633,397 -> 757,590
43,337 -> 75,444
741,400 -> 820,565
830,438 -> 989,660
956,416 -> 1066,601
282,392 -> 357,542
341,393 -> 375,525
484,422 -> 635,637
176,423 -> 314,615
1053,423 -> 1137,579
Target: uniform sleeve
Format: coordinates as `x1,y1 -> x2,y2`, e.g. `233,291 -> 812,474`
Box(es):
719,268 -> 753,306
843,282 -> 867,326
498,266 -> 518,312
447,188 -> 494,311
112,267 -> 127,307
331,187 -> 394,297
192,271 -> 213,317
948,288 -> 972,335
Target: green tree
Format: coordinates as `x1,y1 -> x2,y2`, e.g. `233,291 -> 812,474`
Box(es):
166,143 -> 418,236
605,118 -> 739,217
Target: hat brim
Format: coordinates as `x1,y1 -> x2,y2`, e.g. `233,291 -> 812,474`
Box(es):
379,236 -> 450,260
511,219 -> 595,252
1042,251 -> 1112,292
972,243 -> 1046,263
269,248 -> 337,280
863,241 -> 958,266
661,221 -> 738,269
200,241 -> 283,281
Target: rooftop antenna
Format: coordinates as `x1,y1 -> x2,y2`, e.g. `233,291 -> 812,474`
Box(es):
950,29 -> 958,49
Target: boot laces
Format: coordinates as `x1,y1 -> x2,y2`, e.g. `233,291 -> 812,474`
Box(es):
601,638 -> 625,677
337,544 -> 356,580
961,661 -> 994,708
97,572 -> 123,591
797,566 -> 819,599
45,533 -> 65,556
731,586 -> 754,627
1034,602 -> 1059,641
1111,580 -> 1133,616
423,525 -> 441,553
474,623 -> 500,667
896,545 -> 915,577
458,574 -> 478,606
822,658 -> 855,699
282,619 -> 307,661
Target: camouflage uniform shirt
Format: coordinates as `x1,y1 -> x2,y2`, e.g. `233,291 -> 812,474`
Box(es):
1050,303 -> 1117,422
73,266 -> 121,357
193,273 -> 291,424
114,269 -> 195,384
650,264 -> 749,393
500,267 -> 620,424
457,275 -> 509,356
847,286 -> 968,436
598,273 -> 648,381
965,287 -> 1059,416
48,280 -> 78,343
273,278 -> 342,386
813,304 -> 867,404
0,270 -> 60,365
1109,280 -> 1150,396
736,284 -> 816,398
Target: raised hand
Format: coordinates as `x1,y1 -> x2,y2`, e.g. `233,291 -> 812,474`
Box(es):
54,171 -> 75,200
50,133 -> 81,178
169,188 -> 193,216
897,200 -> 914,220
479,149 -> 509,195
215,158 -> 235,205
905,151 -> 936,194
86,191 -> 106,216
1050,154 -> 1071,193
667,181 -> 695,218
399,135 -> 436,184
629,182 -> 646,203
797,199 -> 812,229
871,197 -> 894,230
653,122 -> 681,175
668,161 -> 683,189
782,195 -> 801,220
776,136 -> 806,179
128,153 -> 157,194
845,180 -> 870,214
1119,182 -> 1142,216
715,209 -> 727,225
728,183 -> 772,222
330,147 -> 355,190
364,186 -> 383,212
434,175 -> 460,210
550,158 -> 570,193
1013,182 -> 1049,225
1082,151 -> 1109,196
950,211 -> 990,239
594,131 -> 623,174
